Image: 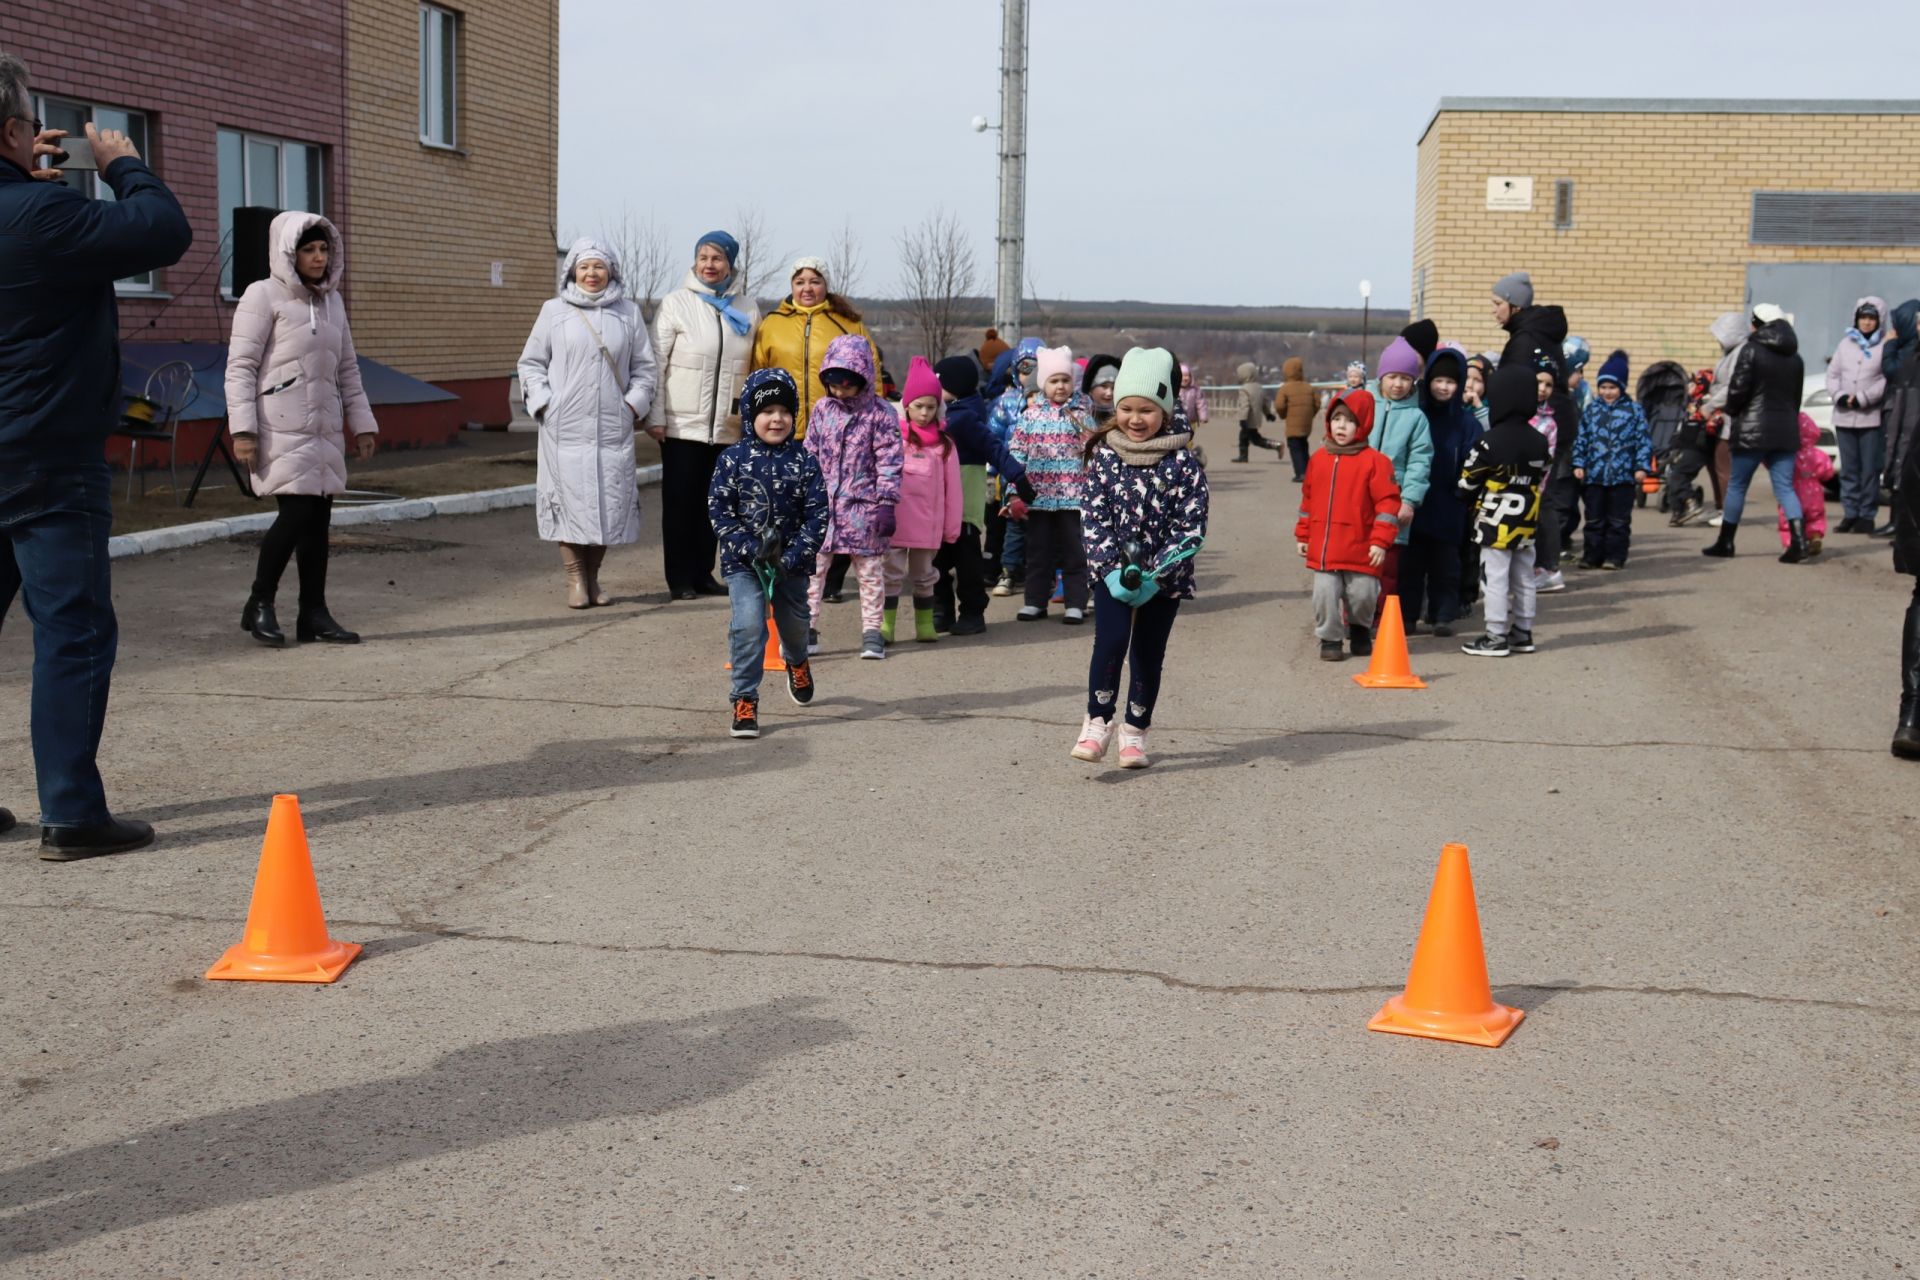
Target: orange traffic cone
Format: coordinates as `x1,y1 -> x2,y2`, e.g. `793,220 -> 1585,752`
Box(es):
1369,843 -> 1523,1047
206,795 -> 361,983
724,609 -> 787,673
1352,594 -> 1426,689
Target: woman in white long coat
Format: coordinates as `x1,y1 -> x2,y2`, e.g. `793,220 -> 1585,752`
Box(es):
518,237 -> 658,607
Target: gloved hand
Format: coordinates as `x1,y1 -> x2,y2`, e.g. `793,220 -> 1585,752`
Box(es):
1103,567 -> 1159,608
1013,474 -> 1038,505
1001,496 -> 1030,522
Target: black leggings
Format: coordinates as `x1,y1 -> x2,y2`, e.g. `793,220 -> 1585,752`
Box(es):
253,495 -> 334,607
1087,582 -> 1181,728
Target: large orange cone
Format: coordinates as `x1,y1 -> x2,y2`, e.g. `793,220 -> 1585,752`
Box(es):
1369,843 -> 1523,1047
206,795 -> 360,983
1352,594 -> 1426,689
723,609 -> 787,673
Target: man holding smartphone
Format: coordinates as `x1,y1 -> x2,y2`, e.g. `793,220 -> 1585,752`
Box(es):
0,51 -> 192,860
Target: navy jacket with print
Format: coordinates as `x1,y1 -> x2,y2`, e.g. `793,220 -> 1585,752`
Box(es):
707,435 -> 830,578
1082,425 -> 1210,600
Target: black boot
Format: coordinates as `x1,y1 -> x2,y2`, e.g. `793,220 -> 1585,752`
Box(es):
1350,624 -> 1373,657
0,807 -> 15,835
1779,518 -> 1808,564
242,594 -> 287,646
1702,523 -> 1738,558
297,603 -> 361,644
1896,598 -> 1920,760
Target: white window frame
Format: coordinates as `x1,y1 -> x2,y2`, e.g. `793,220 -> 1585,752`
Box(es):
34,94 -> 155,294
216,128 -> 328,298
419,3 -> 459,150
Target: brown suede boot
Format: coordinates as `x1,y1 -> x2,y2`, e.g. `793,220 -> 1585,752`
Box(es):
580,545 -> 612,606
559,543 -> 590,609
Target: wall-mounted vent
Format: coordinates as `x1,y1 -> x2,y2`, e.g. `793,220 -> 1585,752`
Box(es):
1751,191 -> 1920,246
1553,180 -> 1575,230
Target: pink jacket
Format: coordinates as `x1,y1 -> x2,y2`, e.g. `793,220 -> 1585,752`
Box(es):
891,428 -> 963,550
224,212 -> 376,497
1779,413 -> 1836,543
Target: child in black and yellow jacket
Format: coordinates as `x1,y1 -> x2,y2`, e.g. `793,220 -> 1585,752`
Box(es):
1458,362 -> 1553,658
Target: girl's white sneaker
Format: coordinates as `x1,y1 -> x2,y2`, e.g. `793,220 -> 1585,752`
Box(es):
1117,725 -> 1150,769
1070,715 -> 1113,762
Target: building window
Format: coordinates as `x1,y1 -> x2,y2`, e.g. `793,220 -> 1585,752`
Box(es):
1751,191 -> 1920,247
34,95 -> 154,293
1553,180 -> 1575,231
420,3 -> 459,149
217,129 -> 326,295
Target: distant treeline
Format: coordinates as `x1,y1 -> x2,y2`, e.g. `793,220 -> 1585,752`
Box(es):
850,297 -> 1410,338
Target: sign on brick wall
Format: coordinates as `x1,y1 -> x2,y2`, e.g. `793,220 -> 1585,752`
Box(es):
1486,177 -> 1533,212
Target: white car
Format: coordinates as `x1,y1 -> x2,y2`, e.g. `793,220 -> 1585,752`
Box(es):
1800,375 -> 1842,497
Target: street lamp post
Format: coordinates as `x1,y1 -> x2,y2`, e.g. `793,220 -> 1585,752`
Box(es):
973,0 -> 1027,344
1359,279 -> 1373,370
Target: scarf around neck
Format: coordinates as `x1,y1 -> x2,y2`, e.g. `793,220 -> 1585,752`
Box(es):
563,278 -> 625,309
1845,326 -> 1882,357
696,277 -> 753,336
906,421 -> 945,449
1105,430 -> 1192,466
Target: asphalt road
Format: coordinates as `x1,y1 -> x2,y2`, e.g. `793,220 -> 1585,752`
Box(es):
2,434 -> 1914,1277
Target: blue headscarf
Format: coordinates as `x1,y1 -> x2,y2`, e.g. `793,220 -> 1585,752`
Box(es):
986,349 -> 1018,398
693,231 -> 752,336
1883,300 -> 1920,378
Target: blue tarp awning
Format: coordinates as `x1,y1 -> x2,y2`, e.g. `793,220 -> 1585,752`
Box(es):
120,341 -> 459,421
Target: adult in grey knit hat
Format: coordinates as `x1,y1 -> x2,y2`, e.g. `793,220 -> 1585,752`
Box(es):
1492,271 -> 1534,310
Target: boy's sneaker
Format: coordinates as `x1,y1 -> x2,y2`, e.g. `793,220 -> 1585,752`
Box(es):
1070,714 -> 1114,762
786,660 -> 816,705
1601,562 -> 1622,571
859,630 -> 886,660
1509,629 -> 1537,654
1433,621 -> 1455,638
1117,725 -> 1151,769
729,697 -> 760,738
1461,633 -> 1511,658
1062,607 -> 1085,625
1534,569 -> 1567,593
951,613 -> 986,636
991,572 -> 1015,597
806,628 -> 821,656
1319,640 -> 1346,662
1349,624 -> 1373,658
1016,605 -> 1045,621
822,589 -> 844,604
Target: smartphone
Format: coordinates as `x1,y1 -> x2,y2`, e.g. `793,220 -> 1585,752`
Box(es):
55,135 -> 95,172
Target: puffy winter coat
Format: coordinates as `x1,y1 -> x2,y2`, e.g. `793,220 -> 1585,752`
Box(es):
1825,295 -> 1889,431
1010,395 -> 1093,511
1272,358 -> 1319,439
1572,394 -> 1653,487
1461,364 -> 1554,550
1894,411 -> 1920,575
804,336 -> 903,556
1884,303 -> 1920,494
518,238 -> 658,545
647,270 -> 759,445
1370,391 -> 1433,546
1724,318 -> 1804,453
0,154 -> 191,472
224,213 -> 376,497
1294,391 -> 1401,575
1232,361 -> 1272,430
1084,422 -> 1210,599
1411,352 -> 1481,542
707,433 -> 828,579
1499,303 -> 1579,478
891,429 -> 963,550
750,298 -> 877,439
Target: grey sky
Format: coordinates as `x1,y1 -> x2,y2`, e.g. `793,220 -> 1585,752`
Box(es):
560,0 -> 1920,309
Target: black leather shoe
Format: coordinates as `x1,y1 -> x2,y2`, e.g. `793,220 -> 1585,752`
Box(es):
1874,521 -> 1897,538
0,807 -> 15,835
244,597 -> 287,646
296,605 -> 360,644
693,577 -> 728,597
950,613 -> 986,636
671,587 -> 700,601
39,816 -> 155,861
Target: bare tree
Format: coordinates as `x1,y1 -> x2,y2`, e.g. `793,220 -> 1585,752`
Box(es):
1024,268 -> 1059,345
733,205 -> 786,304
601,206 -> 673,321
824,217 -> 865,300
896,209 -> 981,360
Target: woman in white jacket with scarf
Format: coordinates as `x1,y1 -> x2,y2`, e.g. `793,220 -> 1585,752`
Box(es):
518,237 -> 658,608
225,212 -> 377,646
646,231 -> 758,600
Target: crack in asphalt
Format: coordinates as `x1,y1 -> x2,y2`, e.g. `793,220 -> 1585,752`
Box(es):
0,900 -> 1909,1016
113,688 -> 1886,754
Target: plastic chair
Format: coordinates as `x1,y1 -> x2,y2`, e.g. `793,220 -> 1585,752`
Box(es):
115,360 -> 199,503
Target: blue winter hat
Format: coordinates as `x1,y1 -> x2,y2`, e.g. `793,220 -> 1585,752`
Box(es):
739,367 -> 798,424
1014,336 -> 1044,366
1595,348 -> 1630,388
696,230 -> 740,268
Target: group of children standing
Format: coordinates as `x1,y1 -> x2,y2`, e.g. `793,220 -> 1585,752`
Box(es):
707,338 -> 1210,765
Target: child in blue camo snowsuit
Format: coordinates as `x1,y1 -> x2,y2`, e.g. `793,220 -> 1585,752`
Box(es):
1571,350 -> 1653,570
709,368 -> 829,739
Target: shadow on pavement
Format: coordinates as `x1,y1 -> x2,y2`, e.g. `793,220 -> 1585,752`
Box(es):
1089,718 -> 1453,781
0,997 -> 854,1259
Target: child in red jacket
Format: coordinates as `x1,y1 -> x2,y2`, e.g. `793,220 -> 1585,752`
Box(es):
1295,390 -> 1403,661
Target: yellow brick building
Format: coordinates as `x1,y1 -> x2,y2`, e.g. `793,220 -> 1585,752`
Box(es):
1412,98 -> 1920,372
345,0 -> 559,425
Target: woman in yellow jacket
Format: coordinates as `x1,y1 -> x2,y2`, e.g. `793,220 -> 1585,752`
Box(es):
750,256 -> 879,439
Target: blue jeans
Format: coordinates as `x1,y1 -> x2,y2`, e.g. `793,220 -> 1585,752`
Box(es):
1836,425 -> 1886,521
728,571 -> 810,700
1723,450 -> 1801,526
0,466 -> 119,826
1001,518 -> 1025,574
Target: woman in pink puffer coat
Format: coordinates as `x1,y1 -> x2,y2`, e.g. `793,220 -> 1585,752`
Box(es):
224,212 -> 377,646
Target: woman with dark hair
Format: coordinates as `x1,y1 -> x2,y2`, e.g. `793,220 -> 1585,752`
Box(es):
749,258 -> 878,441
1825,296 -> 1888,533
